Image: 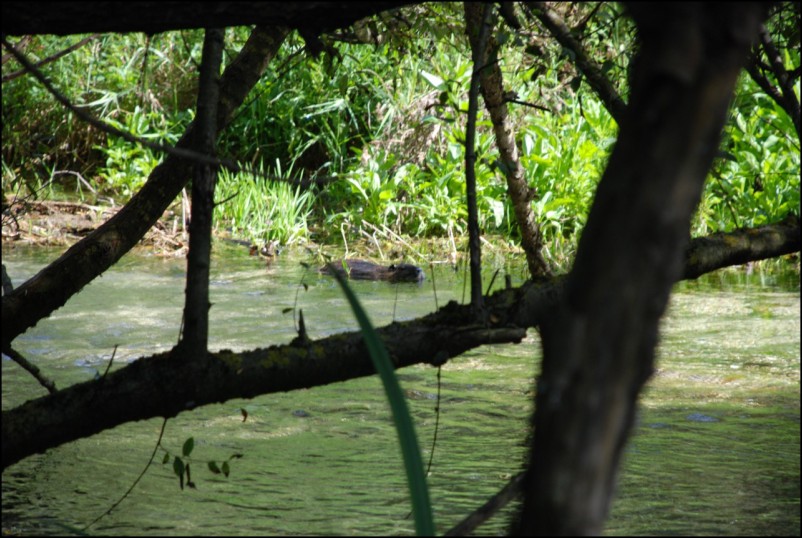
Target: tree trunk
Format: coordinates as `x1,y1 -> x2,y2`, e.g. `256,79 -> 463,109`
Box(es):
179,28 -> 224,356
464,3 -> 552,278
514,3 -> 768,535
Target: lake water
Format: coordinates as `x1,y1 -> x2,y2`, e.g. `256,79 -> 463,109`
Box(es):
1,245 -> 799,535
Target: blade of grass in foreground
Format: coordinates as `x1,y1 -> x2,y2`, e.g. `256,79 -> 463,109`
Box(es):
329,265 -> 435,536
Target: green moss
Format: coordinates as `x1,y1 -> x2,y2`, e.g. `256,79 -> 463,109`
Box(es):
216,349 -> 243,372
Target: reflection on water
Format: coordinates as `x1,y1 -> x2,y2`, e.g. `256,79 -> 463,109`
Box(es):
1,246 -> 799,536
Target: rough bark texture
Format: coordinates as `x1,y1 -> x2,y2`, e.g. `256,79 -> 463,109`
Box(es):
3,218 -> 797,471
514,3 -> 768,535
464,3 -> 552,278
683,215 -> 800,279
1,26 -> 289,351
3,303 -> 526,470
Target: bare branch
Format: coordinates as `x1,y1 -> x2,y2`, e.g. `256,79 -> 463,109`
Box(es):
526,2 -> 627,123
2,34 -> 100,82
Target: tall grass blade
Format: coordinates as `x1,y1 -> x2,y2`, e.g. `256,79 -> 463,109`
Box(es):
329,267 -> 435,536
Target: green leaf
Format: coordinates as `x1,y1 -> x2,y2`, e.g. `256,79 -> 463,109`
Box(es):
162,453 -> 170,465
173,457 -> 185,478
182,437 -> 194,457
330,270 -> 434,536
208,461 -> 221,474
420,70 -> 445,90
496,30 -> 510,46
222,461 -> 230,478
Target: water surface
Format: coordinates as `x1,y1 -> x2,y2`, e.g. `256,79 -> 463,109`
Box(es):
1,246 -> 799,535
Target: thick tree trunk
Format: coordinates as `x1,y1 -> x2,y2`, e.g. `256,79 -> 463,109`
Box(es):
514,3 -> 767,535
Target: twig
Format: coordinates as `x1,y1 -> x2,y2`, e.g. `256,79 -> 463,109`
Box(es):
443,471 -> 526,536
3,347 -> 57,394
2,34 -> 100,83
83,417 -> 170,531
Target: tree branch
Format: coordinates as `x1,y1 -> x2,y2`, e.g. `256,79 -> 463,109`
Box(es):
527,2 -> 628,123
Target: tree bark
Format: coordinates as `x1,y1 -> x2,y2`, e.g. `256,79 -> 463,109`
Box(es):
465,3 -> 552,278
683,214 -> 800,279
514,3 -> 768,535
4,217 -> 796,471
179,28 -> 224,356
463,3 -> 493,311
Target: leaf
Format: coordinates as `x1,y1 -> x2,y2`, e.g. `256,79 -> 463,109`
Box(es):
420,70 -> 445,90
208,461 -> 221,474
162,453 -> 170,465
222,461 -> 230,478
329,270 -> 434,535
173,457 -> 185,478
496,30 -> 510,46
241,408 -> 248,422
282,307 -> 293,314
182,437 -> 194,457
487,198 -> 504,228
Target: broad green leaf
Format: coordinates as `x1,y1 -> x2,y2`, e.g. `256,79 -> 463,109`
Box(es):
182,437 -> 194,457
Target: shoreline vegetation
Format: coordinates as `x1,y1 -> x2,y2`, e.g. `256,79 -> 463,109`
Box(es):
2,195 -> 799,282
3,6 -> 798,276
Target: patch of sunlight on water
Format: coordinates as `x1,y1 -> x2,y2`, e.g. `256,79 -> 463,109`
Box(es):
2,246 -> 799,536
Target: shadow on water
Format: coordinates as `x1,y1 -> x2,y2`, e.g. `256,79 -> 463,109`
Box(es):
1,246 -> 799,535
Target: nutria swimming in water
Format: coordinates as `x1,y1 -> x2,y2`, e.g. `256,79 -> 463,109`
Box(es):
320,259 -> 425,283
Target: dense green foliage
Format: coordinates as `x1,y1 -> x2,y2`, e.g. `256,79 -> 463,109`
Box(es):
2,3 -> 799,267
